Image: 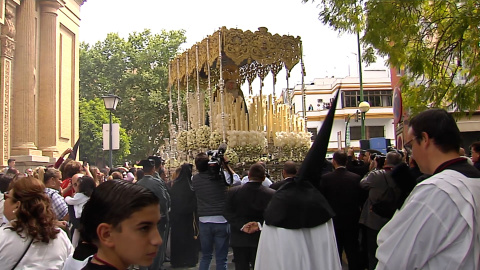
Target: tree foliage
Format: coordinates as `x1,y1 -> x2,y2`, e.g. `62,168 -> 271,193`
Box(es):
80,29 -> 186,162
305,0 -> 480,113
79,98 -> 131,165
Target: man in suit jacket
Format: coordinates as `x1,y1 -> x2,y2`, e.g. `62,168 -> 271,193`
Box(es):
320,151 -> 363,270
224,163 -> 275,270
269,161 -> 297,190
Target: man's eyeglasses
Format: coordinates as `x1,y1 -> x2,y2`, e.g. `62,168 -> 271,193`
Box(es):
404,138 -> 416,155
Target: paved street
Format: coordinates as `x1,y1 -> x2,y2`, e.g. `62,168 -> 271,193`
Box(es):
163,248 -> 235,270
163,249 -> 350,270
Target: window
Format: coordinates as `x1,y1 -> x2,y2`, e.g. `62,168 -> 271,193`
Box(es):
350,126 -> 361,140
307,128 -> 317,141
342,90 -> 393,108
369,126 -> 385,138
349,126 -> 385,140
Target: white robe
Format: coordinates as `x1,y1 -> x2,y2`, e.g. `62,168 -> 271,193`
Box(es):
376,169 -> 480,269
255,219 -> 342,270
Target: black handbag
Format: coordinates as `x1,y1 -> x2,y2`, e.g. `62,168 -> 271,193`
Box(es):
10,238 -> 33,270
371,172 -> 398,219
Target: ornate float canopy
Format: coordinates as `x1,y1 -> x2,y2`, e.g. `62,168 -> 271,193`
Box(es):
168,26 -> 302,89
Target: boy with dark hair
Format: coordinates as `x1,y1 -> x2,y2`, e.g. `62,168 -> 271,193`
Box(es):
80,180 -> 162,270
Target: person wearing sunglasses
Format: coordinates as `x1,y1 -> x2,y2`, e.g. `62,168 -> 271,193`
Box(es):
376,109 -> 480,269
0,176 -> 73,269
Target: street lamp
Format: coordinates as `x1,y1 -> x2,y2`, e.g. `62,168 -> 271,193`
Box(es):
102,94 -> 120,169
359,101 -> 370,140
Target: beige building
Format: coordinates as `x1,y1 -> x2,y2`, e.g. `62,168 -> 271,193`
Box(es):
291,69 -> 395,153
0,0 -> 85,170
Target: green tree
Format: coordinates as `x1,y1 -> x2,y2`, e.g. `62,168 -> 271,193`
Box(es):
80,29 -> 186,161
79,98 -> 131,166
305,0 -> 480,113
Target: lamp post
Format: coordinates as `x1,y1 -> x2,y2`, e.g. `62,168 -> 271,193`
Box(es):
359,101 -> 370,139
355,29 -> 370,140
102,94 -> 120,169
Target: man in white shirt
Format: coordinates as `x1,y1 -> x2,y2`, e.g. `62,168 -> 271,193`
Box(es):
376,109 -> 480,269
239,161 -> 272,187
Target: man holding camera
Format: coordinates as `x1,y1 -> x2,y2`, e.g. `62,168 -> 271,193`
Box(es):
359,151 -> 403,270
192,152 -> 240,270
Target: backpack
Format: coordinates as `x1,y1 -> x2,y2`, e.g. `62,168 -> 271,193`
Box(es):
371,171 -> 397,219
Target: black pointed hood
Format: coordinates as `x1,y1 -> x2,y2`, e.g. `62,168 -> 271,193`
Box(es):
263,91 -> 339,229
297,90 -> 339,184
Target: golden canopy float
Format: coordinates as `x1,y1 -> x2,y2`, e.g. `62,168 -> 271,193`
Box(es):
166,27 -> 310,163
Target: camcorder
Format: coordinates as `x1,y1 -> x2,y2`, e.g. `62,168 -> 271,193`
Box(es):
206,143 -> 232,186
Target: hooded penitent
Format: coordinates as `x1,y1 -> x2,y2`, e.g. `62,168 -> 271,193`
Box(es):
263,91 -> 340,229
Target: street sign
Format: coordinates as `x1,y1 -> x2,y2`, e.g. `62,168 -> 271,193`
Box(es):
103,123 -> 120,150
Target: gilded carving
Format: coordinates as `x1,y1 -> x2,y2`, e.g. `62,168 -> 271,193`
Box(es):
169,27 -> 302,89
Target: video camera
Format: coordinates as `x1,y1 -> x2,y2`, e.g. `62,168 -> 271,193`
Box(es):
206,143 -> 232,186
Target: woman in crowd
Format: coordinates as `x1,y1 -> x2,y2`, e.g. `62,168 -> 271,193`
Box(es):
42,168 -> 63,192
65,175 -> 96,247
169,163 -> 199,268
89,165 -> 102,186
0,176 -> 73,269
60,160 -> 83,198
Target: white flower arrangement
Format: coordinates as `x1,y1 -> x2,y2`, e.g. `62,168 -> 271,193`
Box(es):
274,131 -> 312,162
177,131 -> 188,152
209,131 -> 223,149
196,125 -> 211,148
187,129 -> 197,149
227,130 -> 267,163
225,148 -> 239,164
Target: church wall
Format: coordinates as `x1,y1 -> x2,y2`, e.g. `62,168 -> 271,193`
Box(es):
56,0 -> 80,157
0,0 -> 83,170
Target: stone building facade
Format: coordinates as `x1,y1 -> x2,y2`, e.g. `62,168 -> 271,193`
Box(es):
291,69 -> 395,152
0,0 -> 85,170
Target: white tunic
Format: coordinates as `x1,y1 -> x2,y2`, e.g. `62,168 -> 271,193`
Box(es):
376,169 -> 480,270
0,223 -> 73,269
255,219 -> 342,270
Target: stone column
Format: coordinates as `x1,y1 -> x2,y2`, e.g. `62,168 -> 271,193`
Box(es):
0,1 -> 18,166
38,0 -> 62,157
11,0 -> 40,156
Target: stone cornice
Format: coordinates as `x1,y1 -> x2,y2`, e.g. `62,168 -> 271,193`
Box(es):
39,0 -> 64,12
